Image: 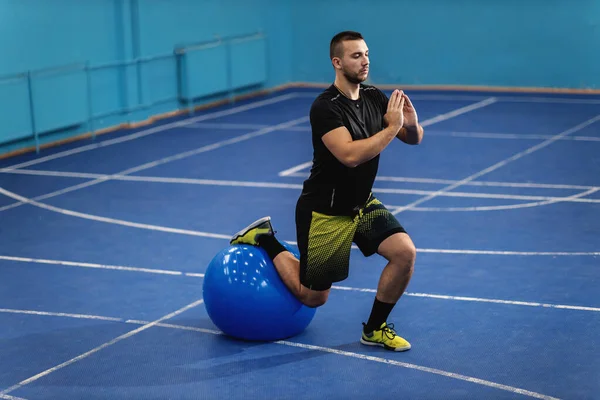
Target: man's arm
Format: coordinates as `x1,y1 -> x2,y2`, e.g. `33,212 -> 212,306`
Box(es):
322,89 -> 405,168
395,93 -> 424,145
397,124 -> 424,145
322,124 -> 401,168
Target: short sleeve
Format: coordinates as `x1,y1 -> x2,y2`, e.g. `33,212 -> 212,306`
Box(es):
374,88 -> 389,115
310,99 -> 345,138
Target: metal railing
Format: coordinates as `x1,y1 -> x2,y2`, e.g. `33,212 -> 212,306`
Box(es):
0,31 -> 266,154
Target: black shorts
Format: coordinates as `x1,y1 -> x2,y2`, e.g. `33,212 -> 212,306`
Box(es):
295,193 -> 407,291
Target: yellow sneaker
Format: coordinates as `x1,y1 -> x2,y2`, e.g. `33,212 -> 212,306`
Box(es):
230,216 -> 274,246
360,322 -> 411,351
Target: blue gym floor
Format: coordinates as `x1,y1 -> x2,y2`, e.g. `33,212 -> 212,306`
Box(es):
1,87 -> 599,400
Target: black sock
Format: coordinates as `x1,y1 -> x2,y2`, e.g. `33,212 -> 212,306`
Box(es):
257,234 -> 287,261
364,298 -> 396,333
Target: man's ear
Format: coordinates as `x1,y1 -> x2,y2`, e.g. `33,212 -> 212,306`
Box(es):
332,57 -> 342,70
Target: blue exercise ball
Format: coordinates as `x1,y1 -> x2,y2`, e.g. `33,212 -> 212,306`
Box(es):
203,241 -> 316,341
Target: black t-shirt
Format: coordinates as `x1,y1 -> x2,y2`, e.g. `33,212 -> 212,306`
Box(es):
298,83 -> 389,215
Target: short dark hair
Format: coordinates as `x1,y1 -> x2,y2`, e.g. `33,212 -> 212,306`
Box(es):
330,31 -> 364,60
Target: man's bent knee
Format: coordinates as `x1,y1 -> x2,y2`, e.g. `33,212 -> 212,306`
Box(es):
378,233 -> 417,266
300,286 -> 330,308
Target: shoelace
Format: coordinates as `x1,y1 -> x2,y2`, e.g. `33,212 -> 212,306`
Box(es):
381,323 -> 397,341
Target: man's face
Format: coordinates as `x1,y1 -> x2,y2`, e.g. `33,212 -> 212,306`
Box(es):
336,39 -> 369,84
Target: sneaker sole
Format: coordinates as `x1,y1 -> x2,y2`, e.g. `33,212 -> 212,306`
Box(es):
360,337 -> 411,352
230,216 -> 272,242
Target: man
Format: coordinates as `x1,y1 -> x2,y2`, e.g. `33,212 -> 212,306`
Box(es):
230,31 -> 424,351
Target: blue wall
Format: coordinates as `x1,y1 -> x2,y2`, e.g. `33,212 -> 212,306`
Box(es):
291,0 -> 600,89
0,0 -> 291,153
1,0 -> 598,155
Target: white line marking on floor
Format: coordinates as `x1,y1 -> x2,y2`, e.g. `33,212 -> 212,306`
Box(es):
416,248 -> 600,256
425,130 -> 600,142
283,172 -> 600,191
0,307 -> 561,400
377,188 -> 600,203
330,287 -> 600,312
2,256 -> 598,309
0,116 -> 308,213
185,122 -> 310,132
0,299 -> 204,397
4,170 -> 598,207
185,122 -> 271,130
391,114 -> 600,214
187,121 -> 600,145
276,341 -> 560,400
416,94 -> 600,105
0,169 -> 306,190
0,308 -> 124,322
294,91 -> 600,105
372,176 -> 599,190
278,161 -> 314,177
0,256 -> 183,276
401,188 -> 600,211
0,394 -> 28,400
117,117 -> 309,176
184,122 -> 600,142
0,169 -> 105,179
0,187 -> 231,239
420,97 -> 498,127
1,175 -> 599,257
3,93 -> 299,170
184,272 -> 206,278
3,184 -> 600,250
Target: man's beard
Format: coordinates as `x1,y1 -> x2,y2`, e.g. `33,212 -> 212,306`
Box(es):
343,69 -> 366,84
